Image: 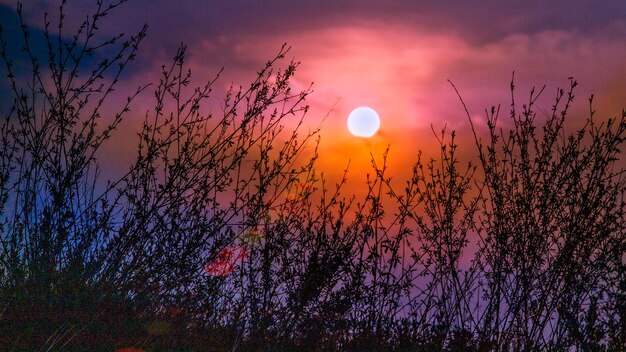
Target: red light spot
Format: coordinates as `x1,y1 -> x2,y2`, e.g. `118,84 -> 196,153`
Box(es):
204,246 -> 248,277
204,260 -> 235,276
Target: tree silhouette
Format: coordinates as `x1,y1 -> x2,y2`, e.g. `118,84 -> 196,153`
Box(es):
0,1 -> 624,351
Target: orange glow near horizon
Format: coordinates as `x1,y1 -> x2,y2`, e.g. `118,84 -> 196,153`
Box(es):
95,20 -> 626,198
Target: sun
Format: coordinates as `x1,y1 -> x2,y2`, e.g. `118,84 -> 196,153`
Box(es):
347,106 -> 380,137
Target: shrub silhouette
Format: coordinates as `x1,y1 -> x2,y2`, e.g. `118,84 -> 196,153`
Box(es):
0,1 -> 624,351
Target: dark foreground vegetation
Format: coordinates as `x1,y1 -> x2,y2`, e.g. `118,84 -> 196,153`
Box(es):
0,1 -> 624,351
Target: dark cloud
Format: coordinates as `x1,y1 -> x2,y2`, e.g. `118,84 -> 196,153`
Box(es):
3,1 -> 624,80
0,4 -> 51,115
1,0 -> 624,187
122,0 -> 626,46
0,2 -> 150,90
4,1 -> 625,49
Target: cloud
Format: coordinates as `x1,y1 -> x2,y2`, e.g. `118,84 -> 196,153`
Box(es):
3,0 -> 624,190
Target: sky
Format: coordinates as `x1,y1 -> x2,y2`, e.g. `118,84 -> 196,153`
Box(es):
1,0 -> 625,192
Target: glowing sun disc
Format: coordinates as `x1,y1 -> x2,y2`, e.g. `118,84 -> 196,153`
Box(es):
347,106 -> 380,137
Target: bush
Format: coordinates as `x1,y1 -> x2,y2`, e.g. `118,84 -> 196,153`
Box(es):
0,1 -> 624,350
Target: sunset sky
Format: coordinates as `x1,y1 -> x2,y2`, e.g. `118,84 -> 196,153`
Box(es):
2,0 -> 625,189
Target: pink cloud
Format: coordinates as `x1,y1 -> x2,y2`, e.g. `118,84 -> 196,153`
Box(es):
176,22 -> 624,186
8,1 -> 623,192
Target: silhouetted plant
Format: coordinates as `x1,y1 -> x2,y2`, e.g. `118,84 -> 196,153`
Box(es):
0,0 -> 150,349
0,1 -> 624,351
450,76 -> 626,350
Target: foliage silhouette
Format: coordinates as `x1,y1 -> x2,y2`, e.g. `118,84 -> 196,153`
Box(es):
0,1 -> 624,351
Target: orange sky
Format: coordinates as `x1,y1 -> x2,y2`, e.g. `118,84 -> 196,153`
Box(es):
2,1 -> 625,195
183,21 -> 626,193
